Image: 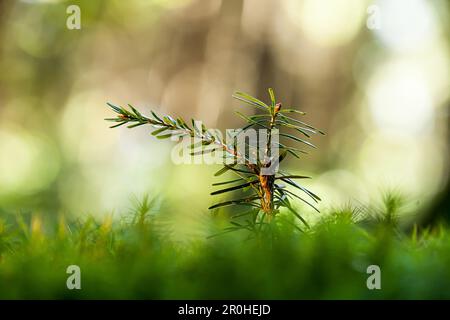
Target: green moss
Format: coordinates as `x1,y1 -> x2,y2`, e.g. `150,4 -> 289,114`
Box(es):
0,200 -> 449,299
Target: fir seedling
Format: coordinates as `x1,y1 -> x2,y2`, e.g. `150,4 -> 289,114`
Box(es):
105,88 -> 324,232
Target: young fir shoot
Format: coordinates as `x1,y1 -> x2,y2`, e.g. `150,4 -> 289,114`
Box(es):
106,88 -> 324,232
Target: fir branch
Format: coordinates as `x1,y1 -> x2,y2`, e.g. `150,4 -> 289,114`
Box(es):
106,88 -> 324,233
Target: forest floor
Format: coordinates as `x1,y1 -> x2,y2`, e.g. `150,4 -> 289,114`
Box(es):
0,195 -> 449,299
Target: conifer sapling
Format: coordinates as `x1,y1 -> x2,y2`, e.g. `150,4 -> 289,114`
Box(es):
105,88 -> 324,232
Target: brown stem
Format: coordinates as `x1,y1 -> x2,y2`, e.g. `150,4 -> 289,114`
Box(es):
259,103 -> 282,215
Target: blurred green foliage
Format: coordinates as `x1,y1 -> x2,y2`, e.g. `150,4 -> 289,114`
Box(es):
0,195 -> 449,299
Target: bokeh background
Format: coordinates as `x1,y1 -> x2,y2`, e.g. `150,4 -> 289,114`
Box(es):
0,0 -> 449,241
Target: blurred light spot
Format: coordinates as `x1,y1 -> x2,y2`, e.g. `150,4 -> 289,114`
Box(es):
0,127 -> 60,195
311,169 -> 369,212
60,91 -> 116,160
60,91 -> 171,213
373,0 -> 437,52
366,61 -> 433,135
357,132 -> 444,199
284,0 -> 366,47
417,44 -> 450,106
